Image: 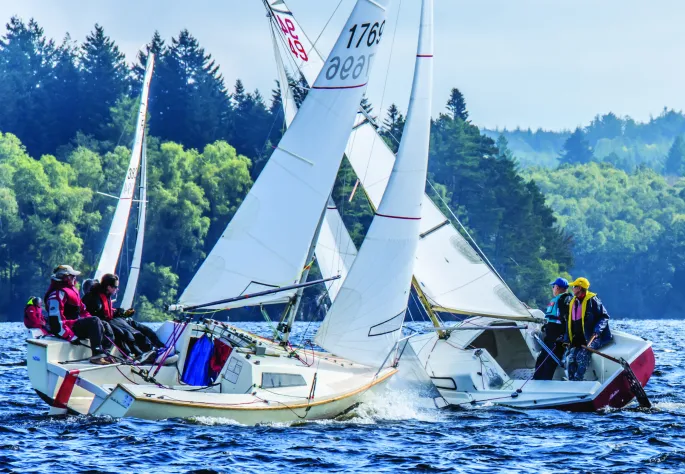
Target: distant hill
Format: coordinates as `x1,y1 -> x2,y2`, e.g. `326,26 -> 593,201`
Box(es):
483,108 -> 685,172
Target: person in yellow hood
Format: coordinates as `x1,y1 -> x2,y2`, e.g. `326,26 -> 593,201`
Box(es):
563,277 -> 613,381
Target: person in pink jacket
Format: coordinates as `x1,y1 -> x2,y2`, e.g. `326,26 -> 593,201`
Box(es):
44,265 -> 114,365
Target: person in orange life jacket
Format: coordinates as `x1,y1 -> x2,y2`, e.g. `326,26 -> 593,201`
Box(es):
44,265 -> 114,365
533,277 -> 572,380
24,296 -> 48,334
562,277 -> 613,381
82,273 -> 164,358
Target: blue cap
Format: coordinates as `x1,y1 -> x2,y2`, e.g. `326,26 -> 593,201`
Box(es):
550,277 -> 569,289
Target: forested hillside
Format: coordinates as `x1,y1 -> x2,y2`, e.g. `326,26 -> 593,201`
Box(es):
1,16 -> 681,322
484,109 -> 685,172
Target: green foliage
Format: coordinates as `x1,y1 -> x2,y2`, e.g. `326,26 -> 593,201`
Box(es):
524,162 -> 685,318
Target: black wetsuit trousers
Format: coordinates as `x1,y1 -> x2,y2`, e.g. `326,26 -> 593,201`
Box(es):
70,317 -> 108,355
533,322 -> 566,380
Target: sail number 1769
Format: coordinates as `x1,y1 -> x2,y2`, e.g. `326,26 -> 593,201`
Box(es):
347,21 -> 385,49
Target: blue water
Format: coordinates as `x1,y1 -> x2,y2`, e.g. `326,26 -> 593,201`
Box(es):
1,320 -> 683,473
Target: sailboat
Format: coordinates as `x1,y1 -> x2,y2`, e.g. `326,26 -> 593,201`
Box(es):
23,0 -> 438,424
267,0 -> 655,411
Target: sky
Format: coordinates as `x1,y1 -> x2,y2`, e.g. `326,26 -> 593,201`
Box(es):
1,0 -> 684,131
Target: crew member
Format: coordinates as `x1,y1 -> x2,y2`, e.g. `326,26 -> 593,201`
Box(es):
24,296 -> 47,334
83,273 -> 163,360
534,277 -> 571,380
44,265 -> 113,365
563,277 -> 613,381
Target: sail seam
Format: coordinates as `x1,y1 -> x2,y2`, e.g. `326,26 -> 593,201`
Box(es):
312,83 -> 367,90
275,146 -> 314,165
374,212 -> 421,220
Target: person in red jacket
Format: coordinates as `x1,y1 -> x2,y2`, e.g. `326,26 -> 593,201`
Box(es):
24,296 -> 48,334
44,265 -> 114,365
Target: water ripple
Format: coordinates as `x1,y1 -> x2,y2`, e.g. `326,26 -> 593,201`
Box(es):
1,320 -> 682,473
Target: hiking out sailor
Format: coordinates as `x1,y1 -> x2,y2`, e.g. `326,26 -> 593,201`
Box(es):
534,277 -> 571,380
82,273 -> 164,360
24,296 -> 47,334
563,277 -> 613,381
44,265 -> 114,365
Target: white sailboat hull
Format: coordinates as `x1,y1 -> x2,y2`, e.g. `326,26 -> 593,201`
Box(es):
26,321 -> 397,425
408,319 -> 654,411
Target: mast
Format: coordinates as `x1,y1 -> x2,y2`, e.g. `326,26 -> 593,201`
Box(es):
95,53 -> 155,280
281,203 -> 327,344
119,135 -> 148,309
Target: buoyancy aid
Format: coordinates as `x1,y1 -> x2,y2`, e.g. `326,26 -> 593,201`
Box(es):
567,291 -> 597,343
98,292 -> 114,321
544,292 -> 570,324
44,280 -> 91,341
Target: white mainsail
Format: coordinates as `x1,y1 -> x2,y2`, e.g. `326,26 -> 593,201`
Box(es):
268,0 -> 531,319
315,0 -> 434,367
270,22 -> 357,302
119,136 -> 148,309
95,54 -> 155,281
179,0 -> 391,310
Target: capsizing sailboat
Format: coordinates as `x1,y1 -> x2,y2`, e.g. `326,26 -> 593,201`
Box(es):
269,0 -> 655,411
24,0 -> 438,424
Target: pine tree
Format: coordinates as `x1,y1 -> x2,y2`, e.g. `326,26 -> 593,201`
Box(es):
496,134 -> 515,161
558,127 -> 594,166
80,24 -> 129,138
40,34 -> 81,155
0,17 -> 57,156
665,135 -> 685,176
380,104 -> 405,153
152,29 -> 230,150
446,88 -> 468,121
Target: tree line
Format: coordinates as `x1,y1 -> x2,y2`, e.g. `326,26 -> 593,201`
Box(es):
1,16 -> 635,322
485,109 -> 685,172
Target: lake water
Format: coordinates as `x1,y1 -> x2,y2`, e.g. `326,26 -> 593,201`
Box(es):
1,319 -> 683,473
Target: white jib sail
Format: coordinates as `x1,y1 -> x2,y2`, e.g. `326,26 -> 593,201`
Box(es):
119,136 -> 148,310
95,54 -> 155,281
269,0 -> 531,319
178,0 -> 392,310
270,22 -> 358,302
315,0 -> 434,368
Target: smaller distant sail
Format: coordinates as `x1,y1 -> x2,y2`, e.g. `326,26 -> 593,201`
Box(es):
95,54 -> 155,281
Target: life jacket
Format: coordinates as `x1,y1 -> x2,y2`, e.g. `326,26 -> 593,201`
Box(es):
544,292 -> 570,324
98,292 -> 114,321
44,282 -> 83,320
567,291 -> 597,343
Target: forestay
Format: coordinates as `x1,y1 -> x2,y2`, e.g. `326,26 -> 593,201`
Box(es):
269,21 -> 357,302
95,54 -> 155,281
119,136 -> 148,309
268,0 -> 531,319
316,0 -> 433,367
179,0 -> 391,310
